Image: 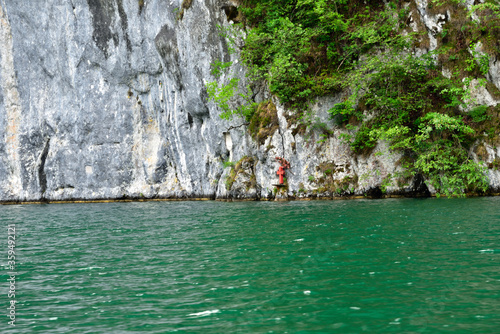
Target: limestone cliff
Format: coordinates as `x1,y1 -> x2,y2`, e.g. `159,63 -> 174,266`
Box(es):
0,0 -> 499,202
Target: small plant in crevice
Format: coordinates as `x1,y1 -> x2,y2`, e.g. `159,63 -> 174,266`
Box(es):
380,175 -> 393,194
489,157 -> 500,170
222,160 -> 236,169
211,60 -> 233,78
223,156 -> 256,191
466,44 -> 490,76
216,24 -> 243,55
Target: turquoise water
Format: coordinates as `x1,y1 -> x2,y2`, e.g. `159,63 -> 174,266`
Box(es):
1,198 -> 499,333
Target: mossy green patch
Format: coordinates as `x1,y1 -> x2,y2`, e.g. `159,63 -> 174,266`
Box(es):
224,156 -> 256,191
248,100 -> 279,145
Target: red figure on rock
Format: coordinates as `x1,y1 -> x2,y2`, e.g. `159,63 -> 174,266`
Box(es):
277,166 -> 285,184
275,157 -> 290,185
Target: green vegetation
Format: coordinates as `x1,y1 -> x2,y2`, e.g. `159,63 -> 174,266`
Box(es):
224,156 -> 256,191
222,160 -> 236,169
381,174 -> 393,194
207,0 -> 500,197
247,100 -> 279,144
207,78 -> 256,121
238,0 -> 412,106
469,105 -> 491,123
210,60 -> 233,78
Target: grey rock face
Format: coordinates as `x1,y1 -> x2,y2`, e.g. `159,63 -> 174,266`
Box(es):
0,0 -> 237,201
0,0 -> 498,202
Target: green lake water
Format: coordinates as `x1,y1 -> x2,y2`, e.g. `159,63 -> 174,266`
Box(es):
1,198 -> 499,333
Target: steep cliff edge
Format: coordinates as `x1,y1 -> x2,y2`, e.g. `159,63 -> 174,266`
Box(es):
0,0 -> 499,202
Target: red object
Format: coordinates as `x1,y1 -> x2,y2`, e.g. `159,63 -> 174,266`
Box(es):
275,157 -> 290,170
275,157 -> 290,185
277,166 -> 285,184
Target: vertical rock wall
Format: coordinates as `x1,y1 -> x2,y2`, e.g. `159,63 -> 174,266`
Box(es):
0,0 -> 499,202
0,0 -> 246,201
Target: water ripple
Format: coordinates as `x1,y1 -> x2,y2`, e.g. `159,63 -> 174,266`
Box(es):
1,198 -> 499,333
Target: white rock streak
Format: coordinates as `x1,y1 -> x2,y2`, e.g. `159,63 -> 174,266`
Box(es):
0,2 -> 22,197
